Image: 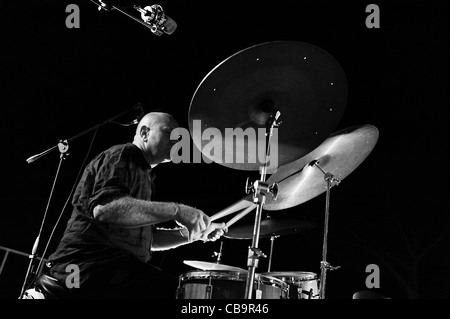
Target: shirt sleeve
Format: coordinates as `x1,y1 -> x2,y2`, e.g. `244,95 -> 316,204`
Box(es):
87,148 -> 135,216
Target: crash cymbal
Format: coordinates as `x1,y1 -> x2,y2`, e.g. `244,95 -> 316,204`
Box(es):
183,260 -> 247,272
189,41 -> 347,171
260,124 -> 379,210
224,218 -> 315,240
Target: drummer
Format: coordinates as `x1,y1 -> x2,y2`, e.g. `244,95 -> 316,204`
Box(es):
45,112 -> 227,299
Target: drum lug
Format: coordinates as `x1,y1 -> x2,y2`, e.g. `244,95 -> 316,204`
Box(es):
304,288 -> 314,299
205,285 -> 213,299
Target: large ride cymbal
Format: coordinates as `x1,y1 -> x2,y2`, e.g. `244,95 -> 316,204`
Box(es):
260,124 -> 379,210
224,218 -> 315,240
189,41 -> 348,170
183,260 -> 247,272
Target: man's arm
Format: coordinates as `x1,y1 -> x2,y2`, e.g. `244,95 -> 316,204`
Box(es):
93,196 -> 180,227
93,196 -> 222,241
151,223 -> 226,251
151,228 -> 190,251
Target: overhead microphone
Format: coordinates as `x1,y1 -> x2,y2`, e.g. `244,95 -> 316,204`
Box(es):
95,1 -> 177,35
135,4 -> 177,35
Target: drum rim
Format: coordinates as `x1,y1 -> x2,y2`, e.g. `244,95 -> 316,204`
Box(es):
180,270 -> 248,282
179,270 -> 289,289
255,274 -> 289,288
261,271 -> 318,280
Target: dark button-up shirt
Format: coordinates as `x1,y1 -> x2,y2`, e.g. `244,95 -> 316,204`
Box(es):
48,143 -> 155,284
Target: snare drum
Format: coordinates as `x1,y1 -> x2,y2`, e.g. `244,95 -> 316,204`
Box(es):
177,270 -> 289,299
262,271 -> 320,299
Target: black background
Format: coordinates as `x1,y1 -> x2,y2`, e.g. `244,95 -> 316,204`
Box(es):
0,0 -> 448,300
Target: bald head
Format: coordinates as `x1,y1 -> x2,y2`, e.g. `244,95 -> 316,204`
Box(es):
135,112 -> 177,136
133,112 -> 179,166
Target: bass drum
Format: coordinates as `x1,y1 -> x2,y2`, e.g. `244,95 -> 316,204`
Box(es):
177,270 -> 288,299
261,271 -> 320,299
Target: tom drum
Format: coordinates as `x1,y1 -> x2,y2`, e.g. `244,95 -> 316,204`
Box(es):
261,271 -> 320,299
177,270 -> 289,299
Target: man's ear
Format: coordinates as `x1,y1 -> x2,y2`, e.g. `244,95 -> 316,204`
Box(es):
140,125 -> 150,139
139,125 -> 151,143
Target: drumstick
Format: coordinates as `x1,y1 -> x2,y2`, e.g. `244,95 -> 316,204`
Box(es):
225,204 -> 256,227
210,199 -> 253,222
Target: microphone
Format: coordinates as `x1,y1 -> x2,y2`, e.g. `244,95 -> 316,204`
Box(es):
135,4 -> 177,35
111,103 -> 145,126
135,103 -> 146,123
127,103 -> 146,125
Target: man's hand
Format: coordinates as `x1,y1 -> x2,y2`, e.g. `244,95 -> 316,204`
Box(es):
198,222 -> 228,242
175,204 -> 228,242
175,204 -> 211,242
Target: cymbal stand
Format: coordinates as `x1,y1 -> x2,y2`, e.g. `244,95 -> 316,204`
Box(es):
212,241 -> 224,264
267,235 -> 279,272
244,111 -> 281,299
311,160 -> 341,299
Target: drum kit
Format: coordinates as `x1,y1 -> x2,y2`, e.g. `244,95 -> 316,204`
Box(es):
177,41 -> 379,299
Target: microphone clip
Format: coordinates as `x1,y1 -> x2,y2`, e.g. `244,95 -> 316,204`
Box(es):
135,4 -> 169,36
97,0 -> 113,12
58,140 -> 70,159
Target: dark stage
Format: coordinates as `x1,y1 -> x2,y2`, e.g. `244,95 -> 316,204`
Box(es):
0,0 -> 448,303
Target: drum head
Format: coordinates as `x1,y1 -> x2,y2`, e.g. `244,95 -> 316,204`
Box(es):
261,271 -> 318,283
180,270 -> 247,282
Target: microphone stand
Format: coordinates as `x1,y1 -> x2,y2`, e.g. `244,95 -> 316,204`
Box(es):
18,142 -> 69,298
243,111 -> 281,299
26,105 -> 140,164
267,235 -> 279,273
19,105 -> 140,298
